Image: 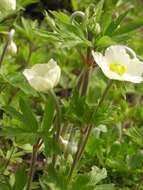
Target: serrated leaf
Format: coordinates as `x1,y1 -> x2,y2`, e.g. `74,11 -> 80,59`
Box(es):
89,166 -> 107,186
19,98 -> 39,132
3,106 -> 25,125
50,11 -> 69,24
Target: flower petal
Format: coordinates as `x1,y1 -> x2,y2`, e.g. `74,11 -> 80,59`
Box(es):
23,69 -> 36,81
126,58 -> 143,76
92,50 -> 122,80
29,77 -> 53,92
105,45 -> 135,66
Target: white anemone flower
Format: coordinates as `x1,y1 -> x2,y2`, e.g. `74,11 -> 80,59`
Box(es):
23,59 -> 61,92
0,0 -> 16,10
92,45 -> 143,83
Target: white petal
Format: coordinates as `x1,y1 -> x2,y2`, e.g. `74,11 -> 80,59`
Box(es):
126,58 -> 143,76
0,0 -> 16,10
92,50 -> 122,80
29,77 -> 53,92
122,74 -> 143,83
23,59 -> 61,92
32,64 -> 51,76
105,45 -> 136,66
23,69 -> 36,81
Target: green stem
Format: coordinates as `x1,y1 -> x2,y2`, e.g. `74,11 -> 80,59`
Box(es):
68,80 -> 113,184
49,90 -> 61,140
48,90 -> 61,166
67,132 -> 84,184
26,138 -> 41,190
3,146 -> 15,173
70,11 -> 85,24
0,38 -> 10,67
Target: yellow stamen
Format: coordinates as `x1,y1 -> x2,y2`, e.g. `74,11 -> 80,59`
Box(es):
109,62 -> 127,76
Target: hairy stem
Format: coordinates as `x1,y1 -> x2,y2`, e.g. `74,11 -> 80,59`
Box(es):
68,80 -> 113,184
48,90 -> 61,166
26,138 -> 41,190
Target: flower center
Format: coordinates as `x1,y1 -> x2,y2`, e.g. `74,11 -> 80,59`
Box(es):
109,62 -> 127,76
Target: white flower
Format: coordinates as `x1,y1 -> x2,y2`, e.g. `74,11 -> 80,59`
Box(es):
0,0 -> 16,10
59,136 -> 77,155
92,45 -> 143,83
95,23 -> 101,35
7,41 -> 17,55
23,59 -> 61,92
7,29 -> 17,55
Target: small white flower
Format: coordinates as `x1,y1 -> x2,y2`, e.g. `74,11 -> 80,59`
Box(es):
92,45 -> 143,83
95,23 -> 101,35
59,136 -> 77,155
23,59 -> 61,92
0,0 -> 16,10
7,29 -> 17,55
7,41 -> 17,55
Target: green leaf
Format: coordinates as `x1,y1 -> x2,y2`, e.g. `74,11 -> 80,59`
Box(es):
41,164 -> 66,190
0,127 -> 36,137
89,166 -> 107,186
113,19 -> 143,35
19,98 -> 39,132
125,127 -> 143,147
71,0 -> 78,11
13,166 -> 27,190
96,36 -> 115,48
0,184 -> 11,190
50,11 -> 69,24
2,72 -> 37,96
3,106 -> 26,125
72,166 -> 107,189
41,96 -> 55,133
105,10 -> 130,35
94,184 -> 115,190
96,0 -> 105,22
101,11 -> 112,34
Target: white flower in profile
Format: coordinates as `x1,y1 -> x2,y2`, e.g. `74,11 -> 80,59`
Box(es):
0,0 -> 16,10
23,59 -> 61,92
92,45 -> 143,83
59,136 -> 77,155
7,41 -> 17,55
7,29 -> 17,55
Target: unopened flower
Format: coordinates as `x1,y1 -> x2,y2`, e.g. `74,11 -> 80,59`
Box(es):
59,136 -> 77,155
92,45 -> 143,83
7,29 -> 17,55
95,23 -> 101,35
0,0 -> 16,10
7,41 -> 17,55
23,59 -> 61,92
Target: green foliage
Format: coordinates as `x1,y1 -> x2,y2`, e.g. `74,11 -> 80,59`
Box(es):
0,0 -> 143,189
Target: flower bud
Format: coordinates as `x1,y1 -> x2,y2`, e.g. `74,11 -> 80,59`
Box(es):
59,136 -> 77,155
23,59 -> 61,92
0,0 -> 16,11
95,23 -> 101,35
7,40 -> 17,55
